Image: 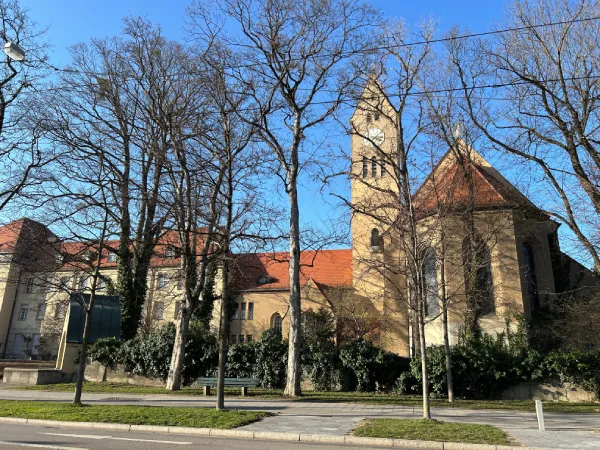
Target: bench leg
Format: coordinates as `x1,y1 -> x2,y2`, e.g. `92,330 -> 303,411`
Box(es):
241,386 -> 248,397
203,386 -> 211,396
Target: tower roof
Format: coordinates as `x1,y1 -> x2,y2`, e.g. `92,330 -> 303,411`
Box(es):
413,144 -> 542,218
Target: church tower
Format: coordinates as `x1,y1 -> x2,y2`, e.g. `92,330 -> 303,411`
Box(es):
349,77 -> 410,355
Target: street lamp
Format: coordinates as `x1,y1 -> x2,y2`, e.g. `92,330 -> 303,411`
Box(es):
4,41 -> 25,61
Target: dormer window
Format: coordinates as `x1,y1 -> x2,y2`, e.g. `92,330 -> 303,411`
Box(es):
107,252 -> 117,263
370,228 -> 382,252
165,246 -> 179,259
257,275 -> 273,286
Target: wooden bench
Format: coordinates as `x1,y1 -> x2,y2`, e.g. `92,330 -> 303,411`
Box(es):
196,377 -> 260,396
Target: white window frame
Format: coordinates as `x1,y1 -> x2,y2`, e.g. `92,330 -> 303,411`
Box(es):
25,278 -> 35,294
36,303 -> 47,320
154,302 -> 165,320
18,304 -> 29,321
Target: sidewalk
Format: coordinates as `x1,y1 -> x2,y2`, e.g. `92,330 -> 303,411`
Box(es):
0,387 -> 598,449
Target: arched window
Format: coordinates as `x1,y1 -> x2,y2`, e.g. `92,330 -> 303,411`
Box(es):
370,228 -> 382,251
272,313 -> 283,333
463,239 -> 495,315
423,250 -> 440,317
522,242 -> 540,311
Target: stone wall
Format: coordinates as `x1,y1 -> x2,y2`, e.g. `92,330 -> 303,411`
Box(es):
502,381 -> 598,403
0,360 -> 54,380
84,361 -> 164,387
2,367 -> 70,385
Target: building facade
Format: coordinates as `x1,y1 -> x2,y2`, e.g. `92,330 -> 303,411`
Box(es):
0,81 -> 597,360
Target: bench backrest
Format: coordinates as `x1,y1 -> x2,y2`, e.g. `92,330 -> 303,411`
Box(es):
197,377 -> 260,387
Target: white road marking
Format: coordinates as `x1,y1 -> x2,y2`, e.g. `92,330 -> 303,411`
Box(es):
41,433 -> 192,445
0,440 -> 87,450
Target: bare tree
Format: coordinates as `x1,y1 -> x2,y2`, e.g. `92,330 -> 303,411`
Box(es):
189,0 -> 381,397
0,0 -> 52,214
446,0 -> 600,271
37,18 -> 176,340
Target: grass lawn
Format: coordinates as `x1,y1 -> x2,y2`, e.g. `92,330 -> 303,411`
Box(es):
0,400 -> 267,429
353,418 -> 513,445
17,382 -> 600,413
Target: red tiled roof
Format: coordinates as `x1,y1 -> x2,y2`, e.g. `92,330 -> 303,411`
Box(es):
414,153 -> 540,218
232,249 -> 353,291
0,218 -> 55,253
59,230 -> 198,270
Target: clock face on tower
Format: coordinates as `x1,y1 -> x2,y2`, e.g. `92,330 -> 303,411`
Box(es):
363,127 -> 384,147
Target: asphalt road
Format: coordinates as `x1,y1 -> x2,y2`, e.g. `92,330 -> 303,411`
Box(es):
0,423 -> 406,450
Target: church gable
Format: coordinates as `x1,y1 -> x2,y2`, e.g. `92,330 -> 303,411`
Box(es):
413,144 -> 541,218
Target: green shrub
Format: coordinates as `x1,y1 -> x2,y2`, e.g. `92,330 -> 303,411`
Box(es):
542,349 -> 600,395
88,337 -> 122,369
253,328 -> 288,388
225,342 -> 257,378
339,339 -> 409,392
118,322 -> 218,383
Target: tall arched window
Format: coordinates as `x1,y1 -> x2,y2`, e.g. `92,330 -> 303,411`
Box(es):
423,250 -> 440,317
272,313 -> 283,333
463,239 -> 495,315
370,228 -> 382,251
522,242 -> 540,311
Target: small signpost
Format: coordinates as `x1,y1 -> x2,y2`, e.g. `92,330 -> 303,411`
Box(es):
535,400 -> 545,432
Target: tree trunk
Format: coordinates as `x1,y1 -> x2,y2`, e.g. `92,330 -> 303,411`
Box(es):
166,305 -> 192,391
73,294 -> 94,405
418,300 -> 431,419
284,177 -> 302,397
216,260 -> 230,410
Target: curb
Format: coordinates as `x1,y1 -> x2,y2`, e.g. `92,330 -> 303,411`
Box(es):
0,417 -> 552,450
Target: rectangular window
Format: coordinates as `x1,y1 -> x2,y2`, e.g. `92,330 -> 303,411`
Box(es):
165,246 -> 179,259
107,252 -> 117,263
18,304 -> 28,321
79,275 -> 88,290
232,303 -> 239,320
174,301 -> 182,319
248,302 -> 254,320
239,335 -> 245,344
374,112 -> 380,121
380,157 -> 386,176
36,303 -> 46,320
60,277 -> 69,290
362,156 -> 368,178
246,335 -> 253,343
97,277 -> 106,291
371,156 -> 377,177
55,303 -> 66,319
25,278 -> 35,293
154,302 -> 165,320
231,335 -> 237,345
157,273 -> 167,289
177,277 -> 183,291
241,302 -> 246,320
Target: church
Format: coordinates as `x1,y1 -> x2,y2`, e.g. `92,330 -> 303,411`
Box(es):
0,82 -> 597,360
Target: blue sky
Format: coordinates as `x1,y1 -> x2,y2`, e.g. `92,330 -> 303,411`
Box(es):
22,1 -> 505,62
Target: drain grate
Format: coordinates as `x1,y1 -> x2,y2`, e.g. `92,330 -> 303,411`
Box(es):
101,397 -> 141,402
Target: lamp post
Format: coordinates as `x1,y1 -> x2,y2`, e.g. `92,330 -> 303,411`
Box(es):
4,41 -> 25,61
